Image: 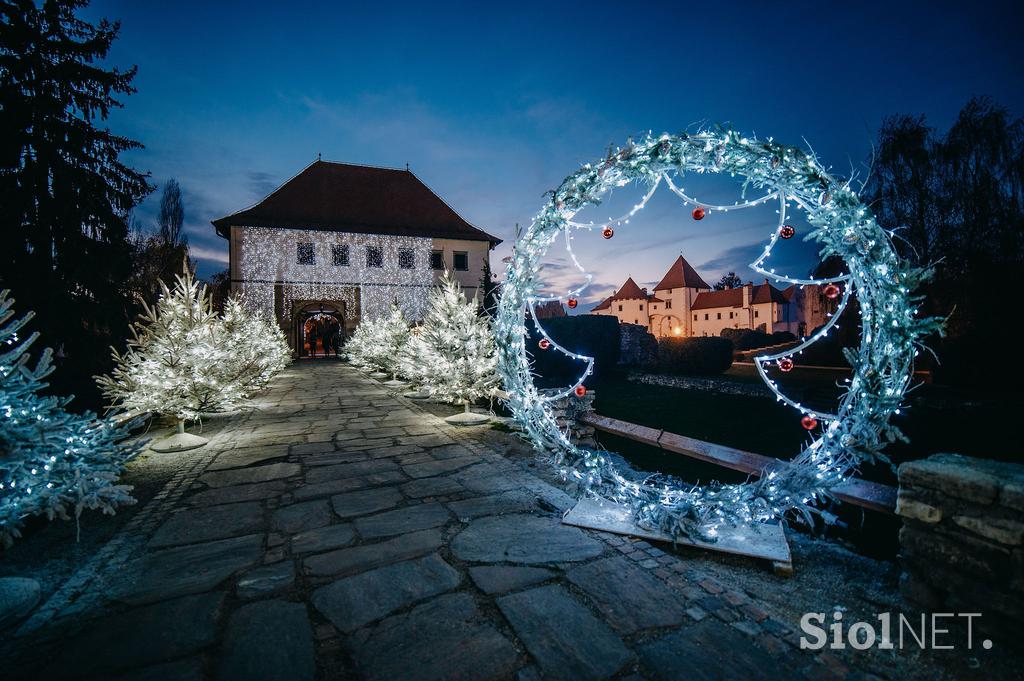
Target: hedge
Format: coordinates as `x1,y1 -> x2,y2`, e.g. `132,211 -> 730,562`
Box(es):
527,314 -> 621,383
657,337 -> 733,375
720,327 -> 796,351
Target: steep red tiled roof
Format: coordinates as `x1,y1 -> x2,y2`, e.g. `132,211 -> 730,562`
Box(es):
691,282 -> 790,310
751,282 -> 790,305
691,288 -> 743,310
591,296 -> 613,311
213,160 -> 501,244
609,277 -> 647,301
647,295 -> 665,303
654,255 -> 711,291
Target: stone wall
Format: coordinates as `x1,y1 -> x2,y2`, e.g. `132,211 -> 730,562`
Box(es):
540,389 -> 597,448
618,323 -> 657,367
897,453 -> 1024,641
627,371 -> 771,398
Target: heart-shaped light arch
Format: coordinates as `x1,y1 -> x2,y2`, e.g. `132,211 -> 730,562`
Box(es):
495,129 -> 941,538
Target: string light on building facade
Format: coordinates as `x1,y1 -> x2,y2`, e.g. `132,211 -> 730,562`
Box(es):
236,226 -> 433,322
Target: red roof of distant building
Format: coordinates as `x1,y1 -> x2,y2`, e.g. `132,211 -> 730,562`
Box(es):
610,277 -> 647,300
591,296 -> 613,311
654,255 -> 711,291
691,287 -> 743,310
751,282 -> 790,304
691,282 -> 789,310
213,160 -> 500,245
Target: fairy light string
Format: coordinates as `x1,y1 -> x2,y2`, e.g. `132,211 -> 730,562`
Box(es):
495,129 -> 942,539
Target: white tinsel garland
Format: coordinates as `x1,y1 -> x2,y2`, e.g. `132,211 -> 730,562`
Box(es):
495,128 -> 943,540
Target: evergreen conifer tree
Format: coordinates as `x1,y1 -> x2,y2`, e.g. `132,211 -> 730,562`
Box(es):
1,291 -> 138,547
0,0 -> 153,406
400,273 -> 497,423
97,266 -> 226,451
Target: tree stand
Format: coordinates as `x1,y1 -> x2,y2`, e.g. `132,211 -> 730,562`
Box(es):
403,390 -> 429,400
150,420 -> 209,453
369,371 -> 388,379
444,401 -> 490,426
383,374 -> 409,389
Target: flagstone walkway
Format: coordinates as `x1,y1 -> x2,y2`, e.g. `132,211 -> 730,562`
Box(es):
7,362 -> 885,680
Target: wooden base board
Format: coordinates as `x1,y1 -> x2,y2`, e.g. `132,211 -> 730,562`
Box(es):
562,498 -> 793,574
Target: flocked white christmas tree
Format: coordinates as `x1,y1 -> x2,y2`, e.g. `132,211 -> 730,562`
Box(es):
98,265 -> 236,452
1,291 -> 138,546
400,272 -> 498,425
349,303 -> 410,380
216,296 -> 291,397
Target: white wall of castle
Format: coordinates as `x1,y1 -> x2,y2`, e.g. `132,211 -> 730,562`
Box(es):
230,225 -> 491,324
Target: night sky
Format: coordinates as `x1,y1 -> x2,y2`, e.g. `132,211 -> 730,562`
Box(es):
87,0 -> 1024,307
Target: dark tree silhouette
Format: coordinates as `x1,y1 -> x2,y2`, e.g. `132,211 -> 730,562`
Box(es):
864,97 -> 1024,386
158,178 -> 186,247
713,272 -> 744,290
478,256 -> 499,317
0,0 -> 152,407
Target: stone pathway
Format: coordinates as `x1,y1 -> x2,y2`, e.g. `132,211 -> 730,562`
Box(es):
7,361 -> 870,680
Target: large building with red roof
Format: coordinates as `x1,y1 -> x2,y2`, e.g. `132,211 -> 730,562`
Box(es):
591,254 -> 828,338
213,159 -> 500,355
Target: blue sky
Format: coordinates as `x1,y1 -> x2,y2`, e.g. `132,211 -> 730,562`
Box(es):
87,0 -> 1023,306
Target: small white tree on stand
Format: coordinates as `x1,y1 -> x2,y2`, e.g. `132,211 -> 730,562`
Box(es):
359,303 -> 410,384
99,267 -> 228,452
402,272 -> 498,425
217,296 -> 290,396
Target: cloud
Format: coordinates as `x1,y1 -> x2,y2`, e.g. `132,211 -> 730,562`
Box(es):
189,243 -> 229,265
698,237 -> 822,282
246,171 -> 279,199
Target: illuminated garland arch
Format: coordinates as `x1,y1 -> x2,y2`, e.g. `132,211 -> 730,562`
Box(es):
495,129 -> 942,538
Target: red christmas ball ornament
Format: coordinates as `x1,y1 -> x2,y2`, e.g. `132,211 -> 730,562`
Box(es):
692,207 -> 706,221
567,298 -> 578,309
602,227 -> 614,239
778,358 -> 794,372
823,283 -> 841,299
574,385 -> 587,397
801,415 -> 818,430
778,224 -> 796,240
538,339 -> 551,350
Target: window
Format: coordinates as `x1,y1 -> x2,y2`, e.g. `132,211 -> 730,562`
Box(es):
453,251 -> 469,271
398,248 -> 415,269
754,310 -> 760,318
717,312 -> 721,320
634,319 -> 638,324
693,314 -> 698,321
666,300 -> 672,309
366,245 -> 383,268
639,304 -> 644,311
297,242 -> 315,265
729,311 -> 734,319
652,305 -> 657,310
704,313 -> 709,320
618,304 -> 623,312
332,244 -> 349,266
430,250 -> 444,270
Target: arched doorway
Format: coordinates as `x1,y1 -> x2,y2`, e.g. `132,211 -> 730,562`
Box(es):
651,314 -> 684,338
296,302 -> 345,358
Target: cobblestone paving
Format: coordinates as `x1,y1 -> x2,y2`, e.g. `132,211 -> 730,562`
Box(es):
8,361 -> 870,681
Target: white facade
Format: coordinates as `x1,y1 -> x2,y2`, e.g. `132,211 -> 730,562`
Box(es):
233,226 -> 434,322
